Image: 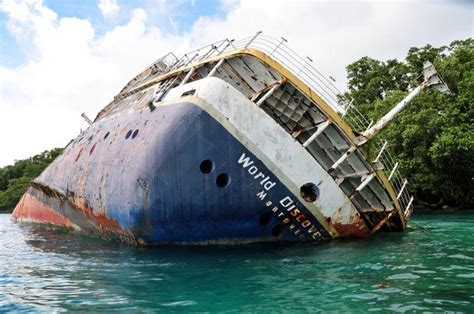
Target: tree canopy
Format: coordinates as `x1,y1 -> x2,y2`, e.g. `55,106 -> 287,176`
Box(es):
0,148 -> 64,212
343,38 -> 473,208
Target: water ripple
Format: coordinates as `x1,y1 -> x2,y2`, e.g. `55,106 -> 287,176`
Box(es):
1,211 -> 473,312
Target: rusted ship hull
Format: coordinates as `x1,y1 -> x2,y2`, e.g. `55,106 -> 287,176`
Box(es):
12,34 -> 427,245
13,101 -> 332,244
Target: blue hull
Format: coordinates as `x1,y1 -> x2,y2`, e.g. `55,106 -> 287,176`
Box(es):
13,102 -> 330,244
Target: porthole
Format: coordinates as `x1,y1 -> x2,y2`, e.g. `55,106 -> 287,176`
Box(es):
103,132 -> 110,140
200,160 -> 214,174
216,173 -> 230,188
259,212 -> 272,226
300,182 -> 320,202
125,130 -> 133,139
75,148 -> 83,162
132,129 -> 139,139
271,224 -> 284,237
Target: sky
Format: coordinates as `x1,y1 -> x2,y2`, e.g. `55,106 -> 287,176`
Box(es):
0,0 -> 472,167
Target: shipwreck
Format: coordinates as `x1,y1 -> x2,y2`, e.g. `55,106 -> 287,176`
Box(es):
12,33 -> 450,245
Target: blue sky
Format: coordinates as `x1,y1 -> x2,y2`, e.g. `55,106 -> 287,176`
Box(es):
0,0 -> 227,67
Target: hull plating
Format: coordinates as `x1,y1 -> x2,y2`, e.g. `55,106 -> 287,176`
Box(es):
13,102 -> 332,245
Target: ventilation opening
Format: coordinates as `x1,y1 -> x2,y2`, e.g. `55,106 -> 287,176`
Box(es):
132,129 -> 139,139
300,182 -> 320,202
259,212 -> 272,226
103,132 -> 110,140
181,89 -> 196,97
200,160 -> 214,174
125,130 -> 132,139
271,224 -> 284,237
216,173 -> 230,188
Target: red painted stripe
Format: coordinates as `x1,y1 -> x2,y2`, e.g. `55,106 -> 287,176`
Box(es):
12,192 -> 73,228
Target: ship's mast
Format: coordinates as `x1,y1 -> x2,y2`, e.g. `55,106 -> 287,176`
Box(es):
357,61 -> 451,145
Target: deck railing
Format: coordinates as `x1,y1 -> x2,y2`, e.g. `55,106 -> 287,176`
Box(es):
149,32 -> 413,218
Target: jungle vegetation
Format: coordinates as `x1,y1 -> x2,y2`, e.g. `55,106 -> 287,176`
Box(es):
342,38 -> 473,209
0,39 -> 472,213
0,148 -> 63,212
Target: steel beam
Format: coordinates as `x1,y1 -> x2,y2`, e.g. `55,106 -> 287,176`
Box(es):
303,121 -> 331,147
207,59 -> 225,77
179,67 -> 195,86
328,146 -> 356,173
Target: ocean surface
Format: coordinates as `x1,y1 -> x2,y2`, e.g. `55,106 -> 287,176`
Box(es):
0,211 -> 473,313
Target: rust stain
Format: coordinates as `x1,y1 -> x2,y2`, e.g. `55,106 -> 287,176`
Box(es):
70,196 -> 134,242
27,181 -> 138,244
331,214 -> 370,238
12,192 -> 73,228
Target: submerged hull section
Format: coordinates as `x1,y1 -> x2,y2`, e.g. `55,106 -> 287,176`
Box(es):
13,101 -> 331,244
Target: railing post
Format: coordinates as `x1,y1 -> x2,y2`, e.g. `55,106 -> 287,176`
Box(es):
244,31 -> 262,48
387,162 -> 399,181
373,140 -> 388,163
184,53 -> 199,67
342,99 -> 354,118
218,39 -> 235,54
397,179 -> 408,199
201,44 -> 218,59
270,37 -> 287,56
404,196 -> 414,218
365,120 -> 374,133
297,56 -> 313,76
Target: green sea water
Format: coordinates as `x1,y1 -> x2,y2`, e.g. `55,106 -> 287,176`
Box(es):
0,211 -> 473,312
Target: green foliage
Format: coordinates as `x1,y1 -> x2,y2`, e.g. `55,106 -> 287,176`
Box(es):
0,148 -> 63,212
343,38 -> 473,208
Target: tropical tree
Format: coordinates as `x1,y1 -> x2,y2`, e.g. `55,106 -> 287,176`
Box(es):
343,38 -> 473,208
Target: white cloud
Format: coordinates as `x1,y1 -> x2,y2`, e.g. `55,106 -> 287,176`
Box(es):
0,0 -> 472,166
98,0 -> 120,19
